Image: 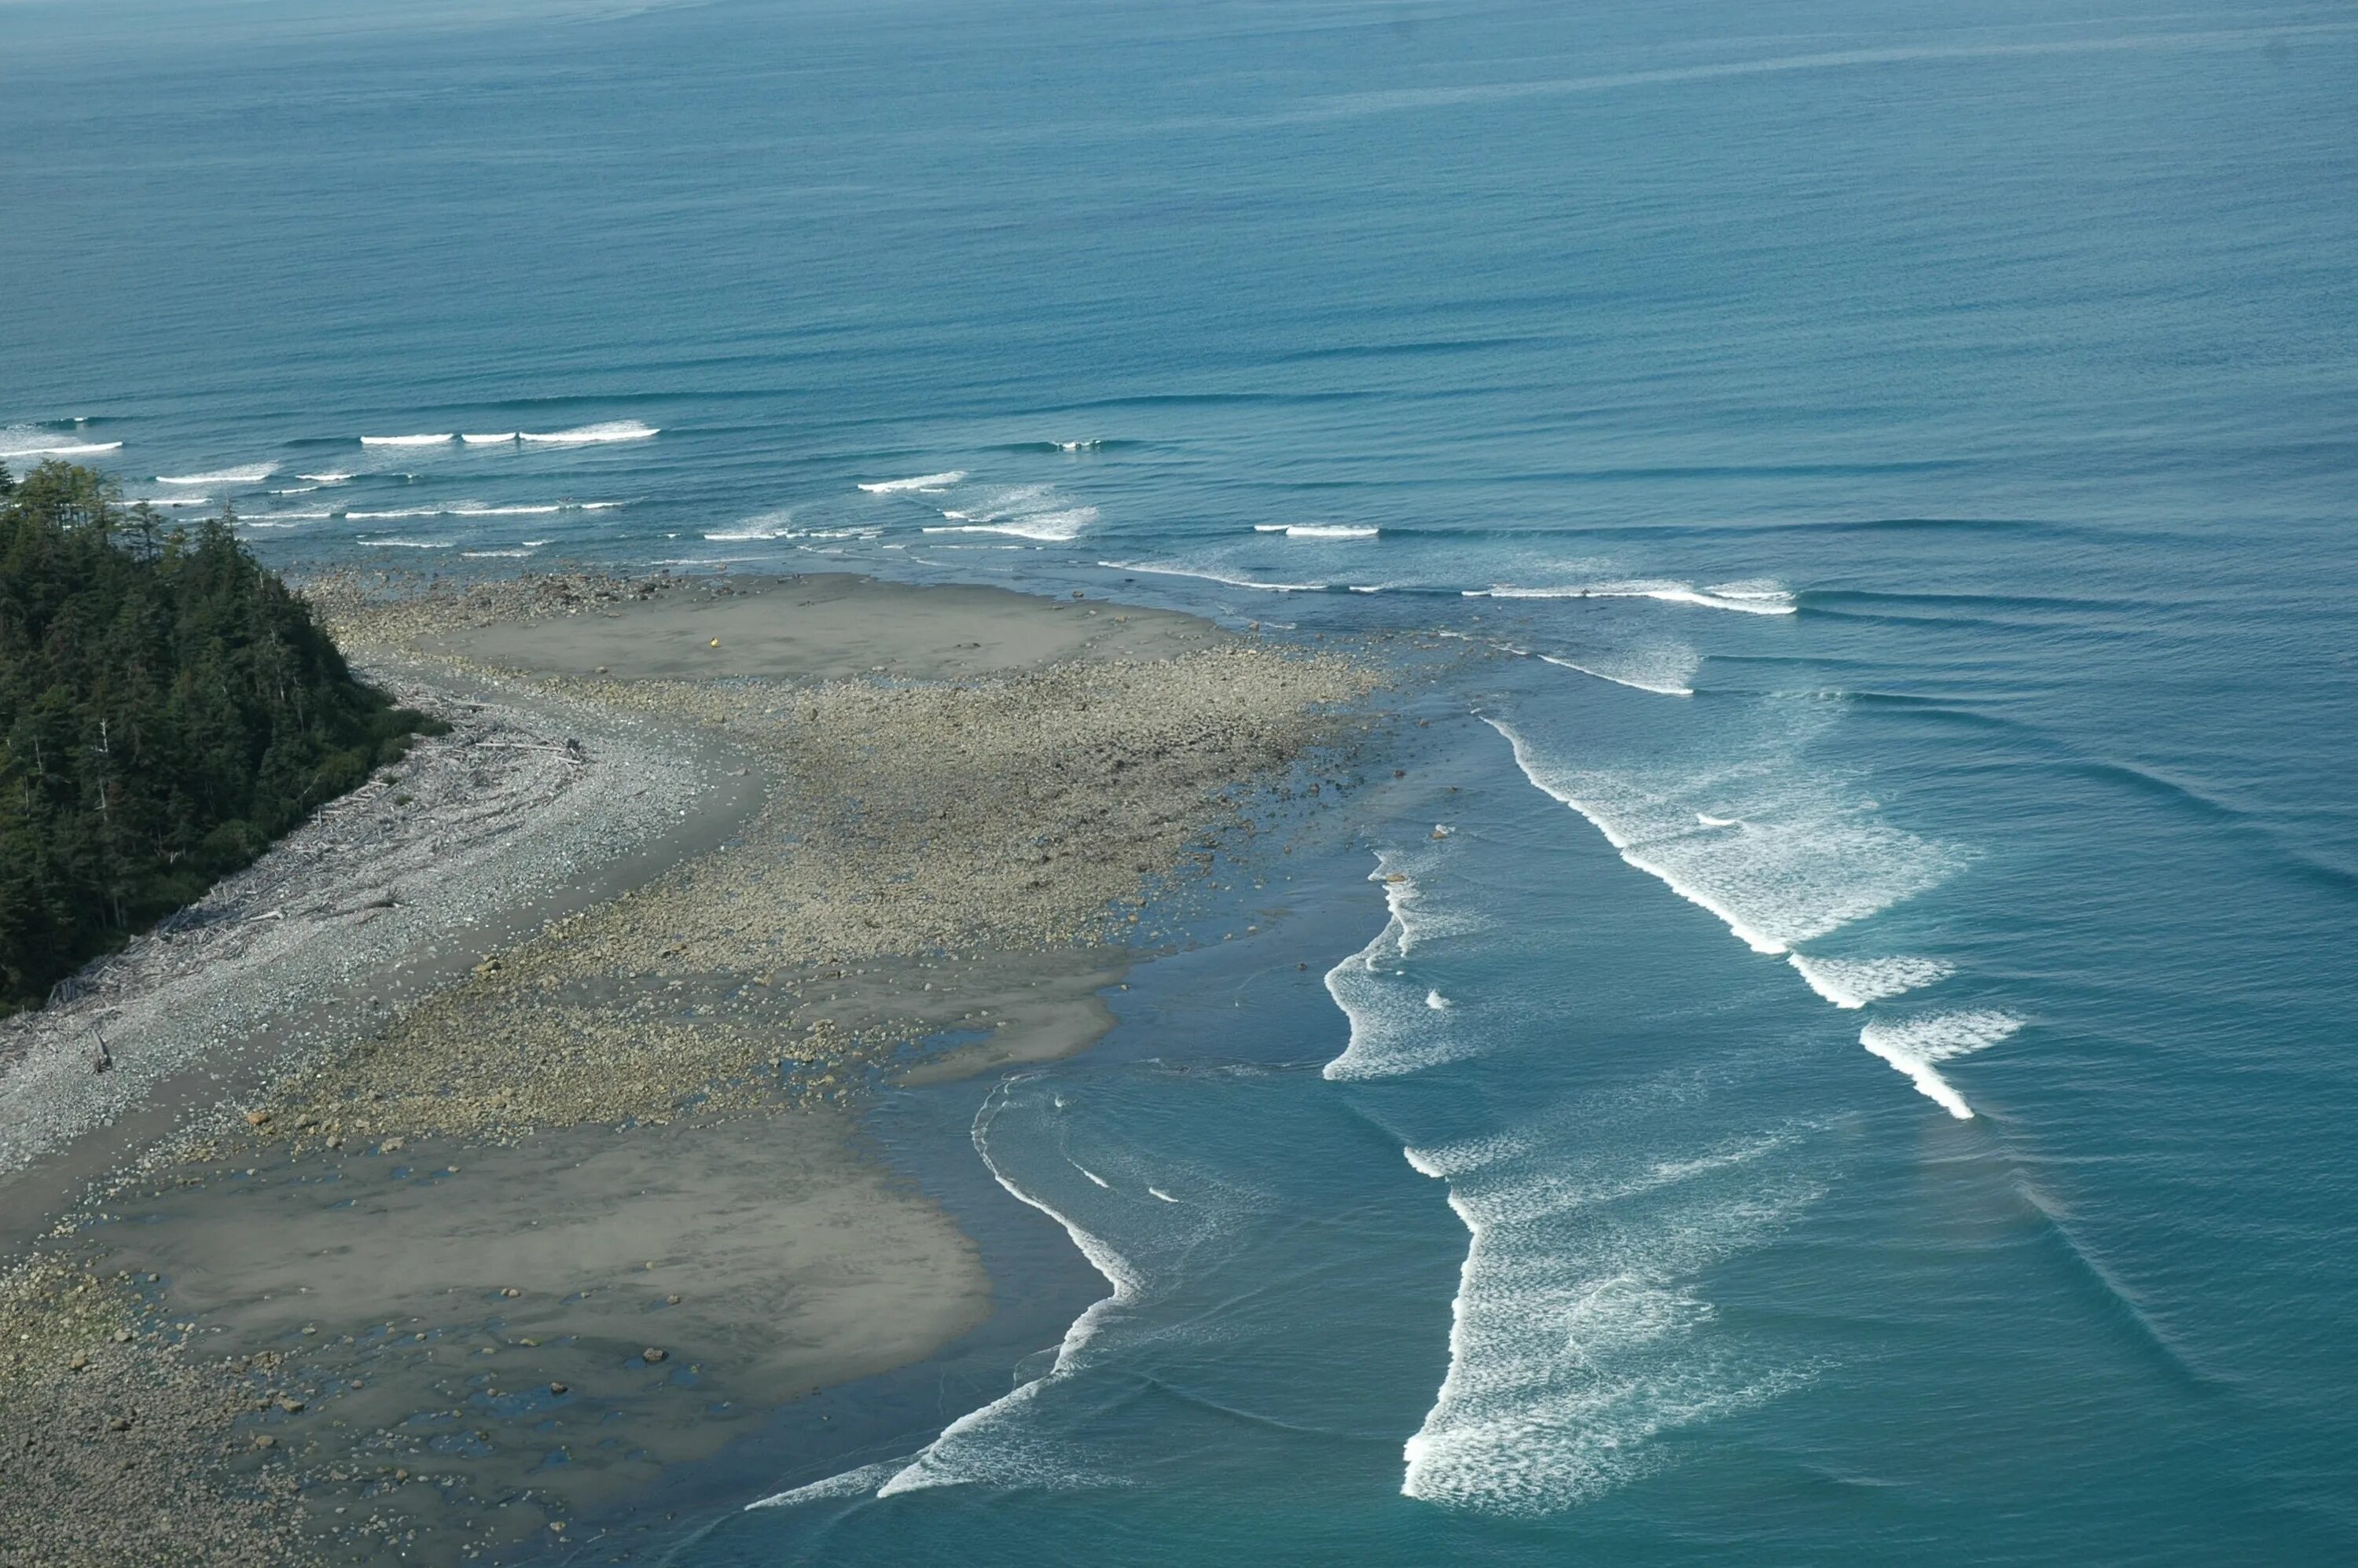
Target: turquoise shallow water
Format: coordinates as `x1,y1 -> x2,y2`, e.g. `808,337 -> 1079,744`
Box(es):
7,1 -> 2357,1560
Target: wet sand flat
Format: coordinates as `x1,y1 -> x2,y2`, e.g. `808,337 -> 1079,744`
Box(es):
0,572 -> 1383,1567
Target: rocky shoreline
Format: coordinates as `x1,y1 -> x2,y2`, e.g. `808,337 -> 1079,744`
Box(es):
0,572 -> 1386,1566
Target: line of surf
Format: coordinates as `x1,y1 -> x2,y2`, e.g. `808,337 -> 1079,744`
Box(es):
1482,715 -> 1791,953
1098,560 -> 1331,593
749,1077 -> 1135,1508
1468,580 -> 1795,615
858,470 -> 966,493
1857,1010 -> 2020,1120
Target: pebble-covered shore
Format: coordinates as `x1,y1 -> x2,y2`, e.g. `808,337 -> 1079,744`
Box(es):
0,572 -> 1387,1567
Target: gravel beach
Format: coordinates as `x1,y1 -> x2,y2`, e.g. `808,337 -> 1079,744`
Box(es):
0,572 -> 1383,1566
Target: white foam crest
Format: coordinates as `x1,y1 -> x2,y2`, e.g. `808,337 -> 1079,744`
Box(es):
347,501 -> 611,520
244,512 -> 329,525
1148,1187 -> 1179,1203
1055,439 -> 1102,452
1787,953 -> 1955,1009
1431,628 -> 1696,699
705,510 -> 792,542
858,470 -> 966,493
0,428 -> 123,458
461,549 -> 537,559
872,1085 -> 1143,1498
925,505 -> 1097,542
356,538 -> 454,549
1253,523 -> 1379,539
359,433 -> 454,447
270,486 -> 318,495
132,495 -> 211,508
1471,579 -> 1796,615
1533,652 -> 1696,699
518,420 -> 658,445
1401,1138 -> 1818,1515
157,465 -> 271,485
1072,1162 -> 1111,1189
748,1460 -> 906,1511
296,472 -> 351,484
938,484 -> 1053,522
1857,1010 -> 2021,1120
1483,715 -> 1956,955
1097,560 -> 1328,593
461,432 -> 519,444
1321,854 -> 1485,1081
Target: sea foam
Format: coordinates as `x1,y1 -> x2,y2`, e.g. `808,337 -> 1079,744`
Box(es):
358,433 -> 454,446
1321,851 -> 1484,1081
1397,1107 -> 1816,1515
1787,953 -> 1955,1008
858,470 -> 966,493
926,505 -> 1097,542
1484,714 -> 1956,956
157,465 -> 272,485
1857,1010 -> 2021,1119
1470,579 -> 1796,615
519,420 -> 658,444
1098,560 -> 1329,593
1254,523 -> 1379,539
0,428 -> 123,459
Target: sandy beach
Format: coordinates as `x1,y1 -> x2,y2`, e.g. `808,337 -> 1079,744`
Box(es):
0,572 -> 1380,1566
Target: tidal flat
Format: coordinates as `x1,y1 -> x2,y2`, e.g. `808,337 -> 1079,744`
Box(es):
0,572 -> 1385,1566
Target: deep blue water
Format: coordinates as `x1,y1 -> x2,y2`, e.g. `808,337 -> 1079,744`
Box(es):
7,1 -> 2357,1561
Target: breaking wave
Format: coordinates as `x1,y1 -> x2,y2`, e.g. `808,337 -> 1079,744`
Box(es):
157,465 -> 272,485
1098,560 -> 1328,593
1470,579 -> 1796,615
1787,953 -> 1955,1009
0,428 -> 123,459
518,420 -> 658,444
858,470 -> 966,493
1484,714 -> 1956,956
1857,1010 -> 2022,1120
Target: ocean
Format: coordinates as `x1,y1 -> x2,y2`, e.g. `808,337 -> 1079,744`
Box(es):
6,0 -> 2356,1560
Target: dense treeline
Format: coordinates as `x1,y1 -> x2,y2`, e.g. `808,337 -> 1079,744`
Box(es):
0,461 -> 442,1015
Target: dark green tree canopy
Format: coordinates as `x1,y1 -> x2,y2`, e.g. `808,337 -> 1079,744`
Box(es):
0,460 -> 439,1014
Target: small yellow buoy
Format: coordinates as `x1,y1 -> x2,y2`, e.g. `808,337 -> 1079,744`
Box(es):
709,637 -> 721,648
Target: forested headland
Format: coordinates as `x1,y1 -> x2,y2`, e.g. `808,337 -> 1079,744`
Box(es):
0,461 -> 441,1015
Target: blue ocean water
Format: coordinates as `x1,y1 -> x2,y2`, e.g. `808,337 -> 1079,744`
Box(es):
6,0 -> 2356,1560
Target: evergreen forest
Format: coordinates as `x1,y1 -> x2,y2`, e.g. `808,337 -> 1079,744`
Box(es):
0,461 -> 441,1015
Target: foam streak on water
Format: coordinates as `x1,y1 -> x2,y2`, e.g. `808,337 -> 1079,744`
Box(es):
1787,953 -> 1956,1008
1857,1010 -> 2022,1119
753,1078 -> 1147,1507
858,470 -> 965,493
1394,1101 -> 1817,1515
0,426 -> 123,458
1322,850 -> 1482,1081
157,464 -> 271,484
518,420 -> 658,444
1469,579 -> 1797,615
1482,715 -> 1956,956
